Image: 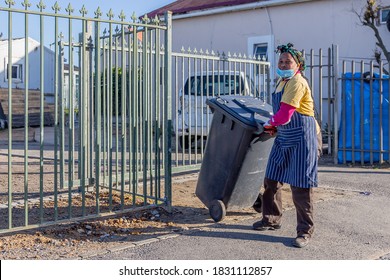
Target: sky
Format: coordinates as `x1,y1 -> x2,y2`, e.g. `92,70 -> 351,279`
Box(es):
2,0 -> 175,18
0,0 -> 176,48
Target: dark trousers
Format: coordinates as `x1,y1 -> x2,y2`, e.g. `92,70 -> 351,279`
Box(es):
262,177 -> 314,237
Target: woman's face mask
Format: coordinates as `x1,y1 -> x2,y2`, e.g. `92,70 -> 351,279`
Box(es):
277,52 -> 299,79
276,68 -> 296,78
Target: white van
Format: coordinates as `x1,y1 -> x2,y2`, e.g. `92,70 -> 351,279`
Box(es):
174,71 -> 261,149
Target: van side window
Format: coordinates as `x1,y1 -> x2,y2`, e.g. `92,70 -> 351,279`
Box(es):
184,74 -> 245,96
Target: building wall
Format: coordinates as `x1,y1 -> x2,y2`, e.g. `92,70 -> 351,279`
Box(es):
0,38 -> 55,93
170,0 -> 390,64
168,0 -> 390,128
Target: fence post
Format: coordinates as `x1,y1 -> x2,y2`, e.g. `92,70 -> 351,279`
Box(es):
94,14 -> 102,214
88,31 -> 94,186
7,0 -> 13,229
164,11 -> 172,212
332,44 -> 339,164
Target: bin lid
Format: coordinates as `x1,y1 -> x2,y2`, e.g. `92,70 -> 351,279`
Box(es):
206,95 -> 273,129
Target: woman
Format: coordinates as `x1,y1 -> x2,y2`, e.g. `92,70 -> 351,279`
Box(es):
253,43 -> 319,248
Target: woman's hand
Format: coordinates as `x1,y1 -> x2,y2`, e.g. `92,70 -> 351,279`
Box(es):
263,120 -> 277,136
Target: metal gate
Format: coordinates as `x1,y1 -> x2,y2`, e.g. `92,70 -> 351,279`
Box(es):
169,46 -> 340,173
338,60 -> 390,165
170,49 -> 271,173
303,45 -> 338,160
305,45 -> 390,165
169,44 -> 390,169
0,2 -> 172,233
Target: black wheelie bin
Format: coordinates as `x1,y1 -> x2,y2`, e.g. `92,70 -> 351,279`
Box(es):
195,95 -> 274,222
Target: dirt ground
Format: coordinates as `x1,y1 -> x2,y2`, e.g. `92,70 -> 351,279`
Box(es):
0,172 -> 348,260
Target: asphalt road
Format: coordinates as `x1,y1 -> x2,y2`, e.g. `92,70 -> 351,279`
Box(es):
87,161 -> 390,260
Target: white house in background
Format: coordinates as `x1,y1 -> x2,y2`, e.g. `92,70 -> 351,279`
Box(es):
0,37 -> 55,93
147,0 -> 390,81
0,37 -> 80,110
61,64 -> 80,111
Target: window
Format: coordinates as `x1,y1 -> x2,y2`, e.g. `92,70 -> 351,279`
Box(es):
247,35 -> 273,63
6,64 -> 23,81
248,35 -> 275,82
380,8 -> 390,23
184,74 -> 245,96
253,43 -> 268,61
253,43 -> 268,76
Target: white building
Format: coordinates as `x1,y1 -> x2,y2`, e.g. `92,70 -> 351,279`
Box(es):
0,37 -> 55,93
148,0 -> 390,80
0,37 -> 80,111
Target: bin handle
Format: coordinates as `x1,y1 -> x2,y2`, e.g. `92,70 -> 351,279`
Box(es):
215,97 -> 227,104
231,98 -> 271,120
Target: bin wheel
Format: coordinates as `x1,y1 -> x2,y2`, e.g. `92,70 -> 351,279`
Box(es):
252,193 -> 262,213
209,200 -> 226,222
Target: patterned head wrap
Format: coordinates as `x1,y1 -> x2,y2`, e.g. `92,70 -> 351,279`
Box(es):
276,43 -> 306,71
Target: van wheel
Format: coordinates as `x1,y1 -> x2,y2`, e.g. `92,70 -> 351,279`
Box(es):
178,136 -> 191,150
179,136 -> 207,150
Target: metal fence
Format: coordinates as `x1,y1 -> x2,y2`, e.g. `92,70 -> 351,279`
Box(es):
170,50 -> 271,173
338,60 -> 390,165
169,45 -> 390,170
1,3 -> 388,234
169,46 -> 338,173
303,46 -> 338,158
0,2 -> 172,233
299,46 -> 390,165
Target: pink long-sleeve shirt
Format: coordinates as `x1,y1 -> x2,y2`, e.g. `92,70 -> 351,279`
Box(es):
269,102 -> 296,126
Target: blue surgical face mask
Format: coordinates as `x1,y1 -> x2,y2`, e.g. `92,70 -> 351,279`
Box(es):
276,68 -> 296,79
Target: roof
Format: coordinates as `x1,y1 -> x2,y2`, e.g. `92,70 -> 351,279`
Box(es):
146,0 -> 265,18
0,37 -> 24,42
0,37 -> 55,55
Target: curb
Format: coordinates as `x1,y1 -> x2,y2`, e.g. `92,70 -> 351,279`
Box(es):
79,231 -> 197,259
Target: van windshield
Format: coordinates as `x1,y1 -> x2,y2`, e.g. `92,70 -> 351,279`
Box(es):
184,74 -> 245,96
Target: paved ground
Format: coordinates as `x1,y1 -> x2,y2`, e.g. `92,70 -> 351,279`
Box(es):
85,158 -> 390,260
1,151 -> 389,261
2,160 -> 389,278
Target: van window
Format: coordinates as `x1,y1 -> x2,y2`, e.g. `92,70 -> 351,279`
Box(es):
184,74 -> 244,96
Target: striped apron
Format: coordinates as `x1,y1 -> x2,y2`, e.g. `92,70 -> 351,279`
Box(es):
265,82 -> 318,188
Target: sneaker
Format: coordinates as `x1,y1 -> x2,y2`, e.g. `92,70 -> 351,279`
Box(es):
292,236 -> 310,248
252,220 -> 281,231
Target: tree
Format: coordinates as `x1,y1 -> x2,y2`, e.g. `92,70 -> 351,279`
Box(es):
356,0 -> 390,71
